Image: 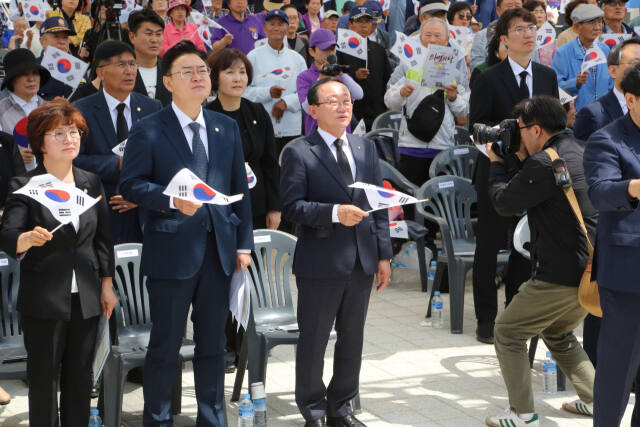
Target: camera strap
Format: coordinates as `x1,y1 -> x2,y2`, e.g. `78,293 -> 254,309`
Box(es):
544,148 -> 594,257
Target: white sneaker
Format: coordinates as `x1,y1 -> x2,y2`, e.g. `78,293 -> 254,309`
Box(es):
562,399 -> 593,417
485,408 -> 540,427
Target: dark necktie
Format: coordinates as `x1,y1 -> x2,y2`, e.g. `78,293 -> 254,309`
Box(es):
333,139 -> 353,186
519,70 -> 530,100
188,122 -> 209,181
116,103 -> 128,143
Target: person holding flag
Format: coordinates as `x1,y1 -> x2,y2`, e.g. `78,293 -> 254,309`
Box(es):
210,0 -> 266,54
37,16 -> 76,100
281,77 -> 392,427
0,98 -> 117,427
0,48 -> 50,170
552,4 -> 613,111
245,9 -> 307,153
337,4 -> 391,130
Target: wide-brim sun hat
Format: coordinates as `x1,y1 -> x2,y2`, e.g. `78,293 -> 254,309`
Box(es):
1,48 -> 51,90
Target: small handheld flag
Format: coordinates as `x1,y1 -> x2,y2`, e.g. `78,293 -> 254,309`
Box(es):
337,29 -> 368,61
581,46 -> 607,73
111,139 -> 127,157
41,46 -> 89,89
391,31 -> 426,70
599,33 -> 631,48
352,119 -> 367,137
536,21 -> 556,47
163,168 -> 244,205
245,163 -> 257,189
389,220 -> 409,238
349,182 -> 428,212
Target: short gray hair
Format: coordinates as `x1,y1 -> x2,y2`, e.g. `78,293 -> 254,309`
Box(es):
420,17 -> 449,36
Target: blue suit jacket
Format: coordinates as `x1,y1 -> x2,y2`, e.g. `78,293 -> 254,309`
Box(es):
119,106 -> 254,280
280,131 -> 393,280
583,114 -> 640,293
73,90 -> 162,198
573,90 -> 624,142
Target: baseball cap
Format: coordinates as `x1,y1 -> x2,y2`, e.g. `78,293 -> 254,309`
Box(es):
420,0 -> 448,15
40,16 -> 76,36
167,0 -> 191,13
265,8 -> 289,24
323,10 -> 340,19
571,4 -> 604,23
349,5 -> 372,21
363,1 -> 383,23
342,1 -> 356,12
309,28 -> 336,49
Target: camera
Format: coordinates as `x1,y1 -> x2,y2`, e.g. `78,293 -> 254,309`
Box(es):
473,119 -> 520,158
320,54 -> 350,77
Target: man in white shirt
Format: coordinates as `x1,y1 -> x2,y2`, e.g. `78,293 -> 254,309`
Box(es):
129,9 -> 172,105
574,38 -> 640,141
73,40 -> 162,244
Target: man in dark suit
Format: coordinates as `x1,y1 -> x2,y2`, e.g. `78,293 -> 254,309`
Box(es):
574,38 -> 640,141
128,9 -> 172,106
469,8 -> 559,344
584,64 -> 640,427
0,131 -> 26,211
281,78 -> 392,427
74,41 -> 162,244
119,41 -> 253,427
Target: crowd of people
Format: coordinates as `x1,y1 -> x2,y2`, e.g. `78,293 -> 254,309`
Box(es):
0,0 -> 640,425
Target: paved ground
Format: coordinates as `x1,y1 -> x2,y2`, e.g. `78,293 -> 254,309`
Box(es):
0,267 -> 634,426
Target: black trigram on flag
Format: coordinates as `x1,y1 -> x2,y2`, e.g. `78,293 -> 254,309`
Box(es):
77,195 -> 85,206
178,185 -> 188,198
397,197 -> 409,204
28,189 -> 39,195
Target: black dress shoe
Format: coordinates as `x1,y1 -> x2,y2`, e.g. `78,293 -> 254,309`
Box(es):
476,322 -> 495,344
326,414 -> 366,427
304,418 -> 326,426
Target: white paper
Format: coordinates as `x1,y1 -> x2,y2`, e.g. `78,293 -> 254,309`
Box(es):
337,29 -> 368,61
111,139 -> 127,157
422,45 -> 458,89
389,220 -> 409,238
116,249 -> 139,258
245,163 -> 257,189
353,119 -> 367,137
14,174 -> 100,227
349,182 -> 424,212
254,235 -> 271,243
92,315 -> 110,386
229,270 -> 251,331
41,46 -> 88,89
163,168 -> 244,205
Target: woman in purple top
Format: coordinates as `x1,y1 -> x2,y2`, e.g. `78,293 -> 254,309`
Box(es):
301,0 -> 323,34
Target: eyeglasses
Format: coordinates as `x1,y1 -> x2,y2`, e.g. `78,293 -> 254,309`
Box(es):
44,127 -> 83,142
509,24 -> 538,35
518,123 -> 537,130
619,59 -> 640,66
98,60 -> 138,70
605,1 -> 626,6
457,13 -> 473,20
316,98 -> 354,109
168,66 -> 211,80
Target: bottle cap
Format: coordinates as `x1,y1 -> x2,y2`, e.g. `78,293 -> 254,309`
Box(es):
242,393 -> 251,399
434,291 -> 440,295
90,409 -> 99,414
546,351 -> 551,357
251,382 -> 266,399
430,260 -> 437,265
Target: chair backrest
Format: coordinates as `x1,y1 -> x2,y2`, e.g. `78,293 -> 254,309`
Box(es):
248,230 -> 297,327
378,159 -> 418,196
278,135 -> 306,167
372,111 -> 402,131
112,243 -> 150,328
416,176 -> 477,243
513,215 -> 531,260
366,128 -> 400,167
0,252 -> 21,341
428,145 -> 480,180
454,126 -> 472,145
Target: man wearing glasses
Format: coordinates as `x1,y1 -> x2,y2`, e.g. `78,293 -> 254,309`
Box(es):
120,40 -> 253,427
469,8 -> 558,347
281,78 -> 392,427
74,40 -> 162,244
552,4 -> 613,111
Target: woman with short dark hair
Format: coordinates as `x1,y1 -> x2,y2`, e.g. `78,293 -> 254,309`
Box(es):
0,98 -> 117,427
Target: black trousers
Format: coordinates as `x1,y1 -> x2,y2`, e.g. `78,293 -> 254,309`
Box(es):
398,154 -> 434,188
589,292 -> 640,427
295,263 -> 373,422
21,294 -> 99,427
472,156 -> 531,327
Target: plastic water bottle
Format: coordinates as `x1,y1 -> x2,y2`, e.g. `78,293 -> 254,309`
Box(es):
431,291 -> 444,328
238,393 -> 254,427
542,351 -> 557,394
427,260 -> 437,291
88,409 -> 101,427
251,382 -> 267,427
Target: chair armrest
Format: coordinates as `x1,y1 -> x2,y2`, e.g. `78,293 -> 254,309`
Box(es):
378,160 -> 419,196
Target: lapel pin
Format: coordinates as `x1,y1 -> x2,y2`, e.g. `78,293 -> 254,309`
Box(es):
137,107 -> 141,112
253,120 -> 257,125
215,127 -> 219,132
357,146 -> 361,150
84,188 -> 88,193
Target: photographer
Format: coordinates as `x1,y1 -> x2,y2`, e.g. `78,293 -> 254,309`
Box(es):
485,95 -> 596,427
79,1 -> 130,62
296,28 -> 363,137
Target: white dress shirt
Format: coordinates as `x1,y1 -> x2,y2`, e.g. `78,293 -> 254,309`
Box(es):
613,87 -> 629,115
316,127 -> 357,223
10,92 -> 40,117
70,191 -> 79,293
103,90 -> 132,134
508,57 -> 533,98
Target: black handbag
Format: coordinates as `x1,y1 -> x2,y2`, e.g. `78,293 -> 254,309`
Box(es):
404,89 -> 445,142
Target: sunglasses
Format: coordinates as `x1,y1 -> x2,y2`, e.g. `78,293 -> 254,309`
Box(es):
457,13 -> 473,19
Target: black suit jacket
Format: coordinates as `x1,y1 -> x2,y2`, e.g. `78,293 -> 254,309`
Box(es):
0,132 -> 26,210
0,165 -> 115,320
205,97 -> 280,218
133,58 -> 172,106
573,90 -> 624,142
469,59 -> 559,128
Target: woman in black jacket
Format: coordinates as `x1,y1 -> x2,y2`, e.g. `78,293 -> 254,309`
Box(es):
206,48 -> 281,230
0,99 -> 117,427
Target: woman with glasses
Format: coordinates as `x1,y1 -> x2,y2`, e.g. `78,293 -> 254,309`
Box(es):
0,99 -> 118,427
524,0 -> 557,66
447,2 -> 475,68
